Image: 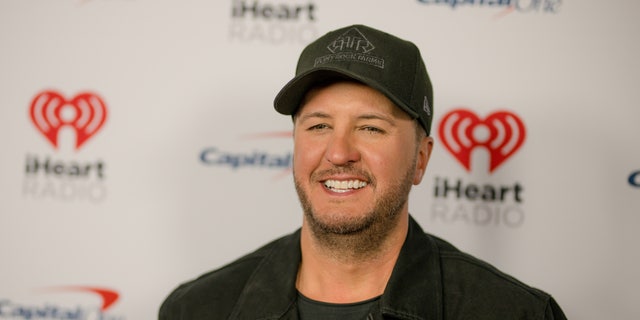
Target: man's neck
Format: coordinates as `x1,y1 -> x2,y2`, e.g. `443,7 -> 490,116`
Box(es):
296,215 -> 408,303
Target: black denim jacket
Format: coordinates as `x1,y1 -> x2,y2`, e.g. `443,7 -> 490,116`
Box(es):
160,217 -> 567,319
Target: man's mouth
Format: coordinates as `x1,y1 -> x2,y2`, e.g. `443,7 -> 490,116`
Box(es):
323,179 -> 368,193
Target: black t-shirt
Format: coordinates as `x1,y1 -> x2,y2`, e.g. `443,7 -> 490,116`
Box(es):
296,292 -> 380,320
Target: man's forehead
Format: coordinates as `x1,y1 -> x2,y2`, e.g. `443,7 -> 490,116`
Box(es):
297,81 -> 408,116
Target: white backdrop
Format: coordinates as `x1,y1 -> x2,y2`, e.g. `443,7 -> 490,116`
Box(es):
1,1 -> 639,319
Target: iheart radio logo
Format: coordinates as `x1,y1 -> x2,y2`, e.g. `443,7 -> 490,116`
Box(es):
29,90 -> 108,150
439,109 -> 526,173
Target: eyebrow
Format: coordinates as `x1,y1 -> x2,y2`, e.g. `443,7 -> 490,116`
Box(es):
358,113 -> 397,126
297,111 -> 330,123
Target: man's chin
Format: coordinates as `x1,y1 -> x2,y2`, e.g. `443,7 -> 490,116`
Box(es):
307,212 -> 374,235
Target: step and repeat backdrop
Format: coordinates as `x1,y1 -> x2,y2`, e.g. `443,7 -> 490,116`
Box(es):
1,1 -> 639,319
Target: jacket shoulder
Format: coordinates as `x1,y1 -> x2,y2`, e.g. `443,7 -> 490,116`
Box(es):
159,233 -> 293,319
431,235 -> 566,319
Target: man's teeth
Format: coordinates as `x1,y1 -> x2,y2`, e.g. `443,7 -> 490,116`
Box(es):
324,179 -> 368,191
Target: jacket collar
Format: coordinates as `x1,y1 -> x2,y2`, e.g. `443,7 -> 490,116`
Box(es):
379,217 -> 443,320
229,216 -> 443,320
228,230 -> 302,320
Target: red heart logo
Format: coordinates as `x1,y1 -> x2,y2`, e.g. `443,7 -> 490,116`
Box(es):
29,90 -> 108,150
438,109 -> 526,173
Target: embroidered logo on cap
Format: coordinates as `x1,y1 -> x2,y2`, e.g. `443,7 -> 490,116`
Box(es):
314,27 -> 384,69
423,96 -> 431,117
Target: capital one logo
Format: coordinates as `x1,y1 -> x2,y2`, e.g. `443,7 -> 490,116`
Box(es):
29,90 -> 108,150
41,286 -> 120,312
439,109 -> 526,173
0,286 -> 122,319
200,131 -> 293,180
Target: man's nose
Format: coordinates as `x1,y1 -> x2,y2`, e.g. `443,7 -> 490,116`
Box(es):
324,131 -> 361,166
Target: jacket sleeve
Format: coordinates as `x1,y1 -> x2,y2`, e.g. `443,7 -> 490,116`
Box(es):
158,300 -> 173,320
544,297 -> 568,320
158,296 -> 174,320
158,285 -> 187,320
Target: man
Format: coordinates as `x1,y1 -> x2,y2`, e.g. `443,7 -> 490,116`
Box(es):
160,24 -> 566,319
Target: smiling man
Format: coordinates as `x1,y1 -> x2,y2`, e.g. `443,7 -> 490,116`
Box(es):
159,24 -> 567,320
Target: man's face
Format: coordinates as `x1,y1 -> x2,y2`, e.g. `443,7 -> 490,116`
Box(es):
292,81 -> 432,237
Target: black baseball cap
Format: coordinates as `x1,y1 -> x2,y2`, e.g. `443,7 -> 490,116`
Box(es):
274,24 -> 433,135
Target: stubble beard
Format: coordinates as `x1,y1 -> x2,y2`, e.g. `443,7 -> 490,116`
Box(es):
294,160 -> 416,261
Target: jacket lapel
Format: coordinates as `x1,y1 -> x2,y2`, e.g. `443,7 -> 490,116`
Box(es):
378,217 -> 444,320
229,230 -> 302,320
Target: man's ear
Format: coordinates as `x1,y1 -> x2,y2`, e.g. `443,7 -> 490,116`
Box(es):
413,136 -> 434,185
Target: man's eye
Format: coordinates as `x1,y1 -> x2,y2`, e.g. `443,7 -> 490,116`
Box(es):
308,123 -> 329,131
361,126 -> 384,134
